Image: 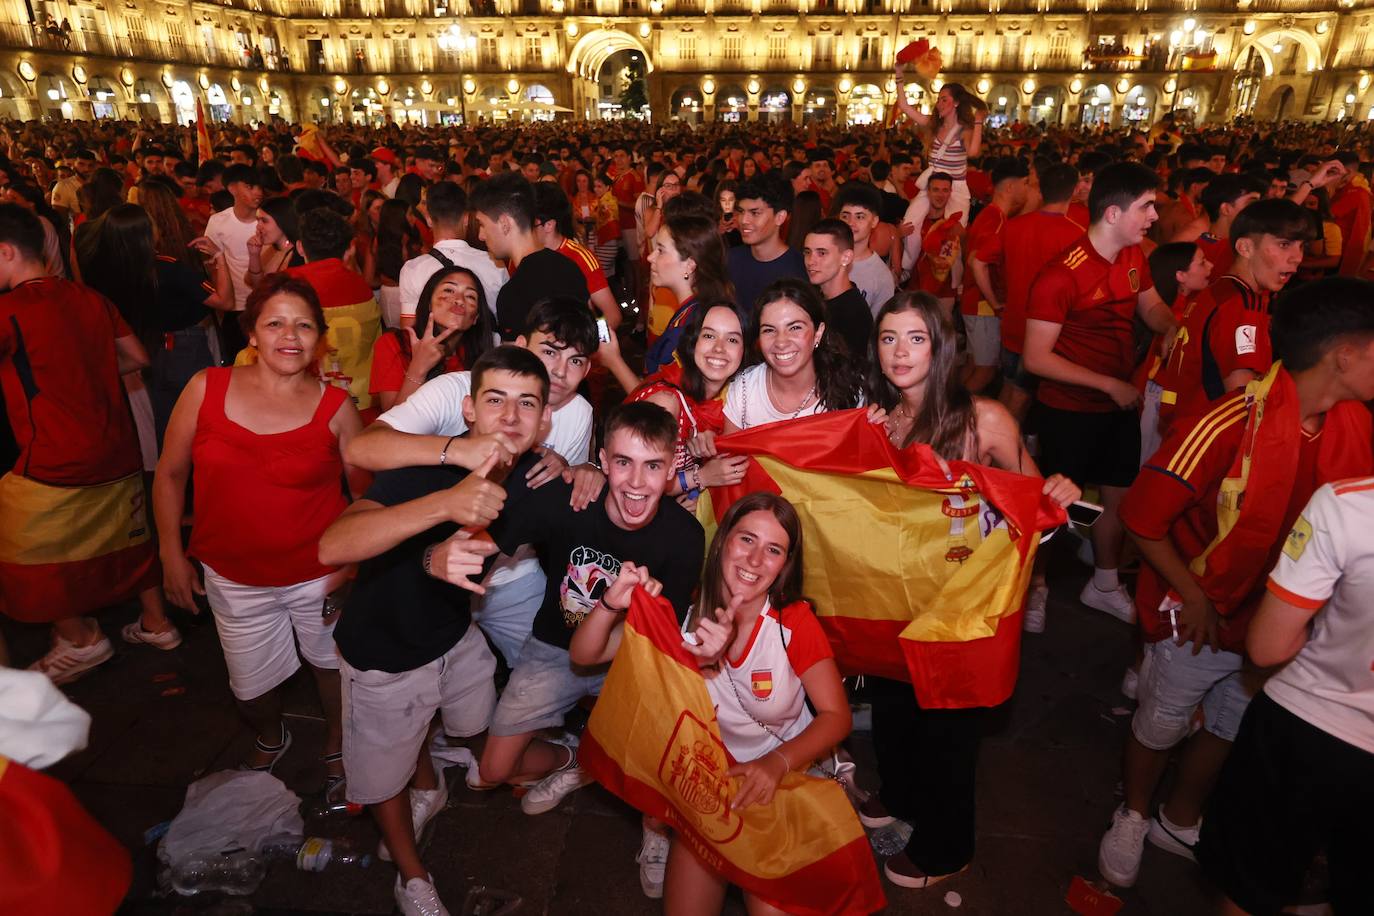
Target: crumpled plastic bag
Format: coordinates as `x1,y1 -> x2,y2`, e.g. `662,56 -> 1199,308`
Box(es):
158,770 -> 304,865
0,668 -> 91,768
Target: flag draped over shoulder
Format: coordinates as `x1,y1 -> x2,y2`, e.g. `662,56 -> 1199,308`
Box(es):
581,589 -> 885,916
697,409 -> 1065,709
195,98 -> 213,164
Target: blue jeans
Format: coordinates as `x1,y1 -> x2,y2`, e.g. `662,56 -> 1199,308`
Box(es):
472,569 -> 545,668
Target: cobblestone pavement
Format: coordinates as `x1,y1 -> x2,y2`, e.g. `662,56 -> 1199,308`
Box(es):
5,543 -> 1214,915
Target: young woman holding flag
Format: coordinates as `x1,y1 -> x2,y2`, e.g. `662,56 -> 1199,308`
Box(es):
570,492 -> 854,915
862,291 -> 1079,889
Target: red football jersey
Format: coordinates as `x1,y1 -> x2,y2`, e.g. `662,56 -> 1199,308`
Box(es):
1001,209 -> 1086,354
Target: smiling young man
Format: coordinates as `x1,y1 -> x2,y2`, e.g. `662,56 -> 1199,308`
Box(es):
1023,161 -> 1179,626
1149,198 -> 1312,439
803,218 -> 873,362
726,172 -> 806,314
471,401 -> 704,812
834,182 -> 897,316
318,346 -> 550,916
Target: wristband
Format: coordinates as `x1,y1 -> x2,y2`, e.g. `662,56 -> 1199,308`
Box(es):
439,434 -> 458,466
404,372 -> 425,385
422,543 -> 437,577
677,469 -> 690,495
770,748 -> 790,772
600,593 -> 630,613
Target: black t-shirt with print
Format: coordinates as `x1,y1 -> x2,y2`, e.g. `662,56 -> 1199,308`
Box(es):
488,474 -> 705,651
333,453 -> 538,673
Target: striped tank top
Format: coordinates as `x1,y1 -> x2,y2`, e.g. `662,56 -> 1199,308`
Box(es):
928,125 -> 968,180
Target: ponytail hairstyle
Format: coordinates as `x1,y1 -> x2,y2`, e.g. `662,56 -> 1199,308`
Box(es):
865,291 -> 978,461
691,491 -> 806,632
664,212 -> 735,306
755,278 -> 862,412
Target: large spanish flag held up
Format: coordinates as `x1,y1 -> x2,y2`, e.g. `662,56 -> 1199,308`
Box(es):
697,409 -> 1066,709
581,589 -> 886,916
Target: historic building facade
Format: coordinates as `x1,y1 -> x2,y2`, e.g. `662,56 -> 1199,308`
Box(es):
2,0 -> 1374,126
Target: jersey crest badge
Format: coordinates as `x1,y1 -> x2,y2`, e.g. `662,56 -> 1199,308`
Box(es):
1127,268 -> 1140,292
750,670 -> 773,699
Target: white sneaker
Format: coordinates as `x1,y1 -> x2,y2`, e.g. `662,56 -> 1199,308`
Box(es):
394,873 -> 449,916
1080,581 -> 1137,625
1147,811 -> 1199,862
1120,666 -> 1140,701
1023,582 -> 1049,633
1098,806 -> 1150,887
28,635 -> 114,685
120,621 -> 182,650
520,742 -> 588,815
378,770 -> 449,863
636,827 -> 670,899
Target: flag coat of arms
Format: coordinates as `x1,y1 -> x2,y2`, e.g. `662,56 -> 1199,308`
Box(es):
581,589 -> 886,916
696,409 -> 1066,709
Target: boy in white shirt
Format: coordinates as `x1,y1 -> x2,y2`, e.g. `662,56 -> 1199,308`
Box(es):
832,183 -> 896,315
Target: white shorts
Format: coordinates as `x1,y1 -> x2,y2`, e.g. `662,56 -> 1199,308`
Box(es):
340,624 -> 497,804
202,564 -> 338,702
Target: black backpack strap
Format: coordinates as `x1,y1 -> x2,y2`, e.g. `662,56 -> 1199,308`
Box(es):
429,248 -> 455,269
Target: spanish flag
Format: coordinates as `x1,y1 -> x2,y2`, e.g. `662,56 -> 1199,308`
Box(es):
0,756 -> 131,914
581,589 -> 885,916
195,98 -> 213,165
698,409 -> 1065,709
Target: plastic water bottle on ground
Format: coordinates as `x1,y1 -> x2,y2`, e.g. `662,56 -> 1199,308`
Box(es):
265,836 -> 373,871
169,849 -> 267,896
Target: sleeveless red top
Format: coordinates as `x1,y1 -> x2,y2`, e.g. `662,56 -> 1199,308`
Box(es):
189,367 -> 348,586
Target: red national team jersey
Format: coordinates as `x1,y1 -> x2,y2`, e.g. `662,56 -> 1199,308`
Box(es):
1025,238 -> 1153,412
1151,275 -> 1271,435
915,213 -> 962,298
960,203 -> 1006,317
557,237 -> 610,295
0,278 -> 142,485
1001,209 -> 1086,354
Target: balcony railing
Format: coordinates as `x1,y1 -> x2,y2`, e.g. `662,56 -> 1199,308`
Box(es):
0,21 -> 290,71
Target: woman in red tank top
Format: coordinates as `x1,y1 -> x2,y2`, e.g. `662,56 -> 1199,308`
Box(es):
153,275 -> 364,782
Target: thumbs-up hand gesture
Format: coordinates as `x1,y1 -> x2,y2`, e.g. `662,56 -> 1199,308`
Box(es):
442,448 -> 508,528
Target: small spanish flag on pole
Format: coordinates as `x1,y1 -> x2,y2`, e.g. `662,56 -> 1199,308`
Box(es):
697,409 -> 1065,709
195,97 -> 213,164
581,589 -> 886,916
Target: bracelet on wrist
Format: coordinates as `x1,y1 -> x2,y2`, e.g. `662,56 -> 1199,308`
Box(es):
439,434 -> 458,466
422,543 -> 437,577
404,372 -> 426,385
600,593 -> 630,613
770,748 -> 791,772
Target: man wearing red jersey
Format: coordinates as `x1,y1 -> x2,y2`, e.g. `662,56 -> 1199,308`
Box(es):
999,163 -> 1086,420
1097,278 -> 1374,890
1328,152 -> 1371,276
1024,162 -> 1179,625
610,144 -> 645,303
1178,174 -> 1261,273
963,159 -> 1029,393
1150,199 -> 1310,439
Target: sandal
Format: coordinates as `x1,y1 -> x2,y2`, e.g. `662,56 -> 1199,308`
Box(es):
321,752 -> 345,798
240,726 -> 293,774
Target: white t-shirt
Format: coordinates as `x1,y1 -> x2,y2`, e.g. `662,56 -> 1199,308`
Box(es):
397,239 -> 508,323
723,364 -> 861,430
703,600 -> 832,763
1264,479 -> 1374,754
204,207 -> 259,311
849,251 -> 896,316
377,370 -> 594,586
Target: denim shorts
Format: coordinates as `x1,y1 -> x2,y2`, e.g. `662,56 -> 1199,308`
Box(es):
1132,637 -> 1252,750
489,635 -> 607,737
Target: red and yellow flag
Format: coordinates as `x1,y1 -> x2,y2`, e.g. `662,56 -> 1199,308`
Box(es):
698,409 -> 1065,709
0,756 -> 131,914
581,589 -> 885,916
195,98 -> 213,164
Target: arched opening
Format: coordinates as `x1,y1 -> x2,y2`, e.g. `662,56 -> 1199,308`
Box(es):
205,83 -> 232,121
846,83 -> 883,125
715,84 -> 747,122
1029,85 -> 1065,126
901,82 -> 930,117
133,78 -> 164,119
0,73 -> 25,120
670,86 -> 702,124
310,85 -> 336,122
1230,48 -> 1265,118
1176,86 -> 1207,124
431,84 -> 464,125
759,86 -> 792,124
596,48 -> 648,120
37,72 -> 73,119
349,87 -> 384,126
1121,84 -> 1158,126
1080,83 -> 1113,127
524,83 -> 560,121
985,83 -> 1020,127
803,87 -> 834,124
170,80 -> 197,125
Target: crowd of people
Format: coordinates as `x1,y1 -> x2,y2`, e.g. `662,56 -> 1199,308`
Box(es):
2,77 -> 1374,916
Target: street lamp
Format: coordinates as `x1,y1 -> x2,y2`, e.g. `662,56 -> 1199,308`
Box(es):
437,24 -> 477,57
